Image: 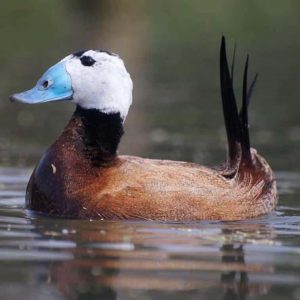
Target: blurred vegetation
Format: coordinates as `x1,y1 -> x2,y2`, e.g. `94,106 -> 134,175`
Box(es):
0,0 -> 299,170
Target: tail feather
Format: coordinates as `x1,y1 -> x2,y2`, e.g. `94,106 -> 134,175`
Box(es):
246,73 -> 258,107
230,43 -> 237,84
220,36 -> 257,170
220,36 -> 242,169
240,55 -> 251,164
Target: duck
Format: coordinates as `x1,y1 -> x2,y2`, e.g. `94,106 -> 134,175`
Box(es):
10,37 -> 277,221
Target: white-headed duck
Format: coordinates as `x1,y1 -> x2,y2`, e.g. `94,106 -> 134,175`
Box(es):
10,37 -> 277,221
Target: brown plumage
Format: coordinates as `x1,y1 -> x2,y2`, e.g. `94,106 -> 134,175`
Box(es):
24,37 -> 277,221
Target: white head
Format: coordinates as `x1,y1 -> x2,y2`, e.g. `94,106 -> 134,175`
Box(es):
10,50 -> 133,121
64,50 -> 133,120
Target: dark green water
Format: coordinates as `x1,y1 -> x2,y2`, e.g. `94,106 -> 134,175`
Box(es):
0,1 -> 299,299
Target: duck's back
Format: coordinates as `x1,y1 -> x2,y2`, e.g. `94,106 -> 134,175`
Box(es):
80,154 -> 276,221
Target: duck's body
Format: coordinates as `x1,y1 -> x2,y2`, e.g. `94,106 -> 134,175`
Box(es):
28,154 -> 276,221
12,37 -> 277,221
26,106 -> 276,221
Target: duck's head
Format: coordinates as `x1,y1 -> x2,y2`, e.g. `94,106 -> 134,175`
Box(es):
10,50 -> 133,120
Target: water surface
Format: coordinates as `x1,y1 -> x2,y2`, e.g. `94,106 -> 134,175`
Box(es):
0,167 -> 299,300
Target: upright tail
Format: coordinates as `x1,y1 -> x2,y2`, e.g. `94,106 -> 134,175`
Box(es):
219,36 -> 277,216
220,36 -> 258,173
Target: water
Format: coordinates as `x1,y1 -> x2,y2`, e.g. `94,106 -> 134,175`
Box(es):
1,1 -> 300,299
0,167 -> 299,300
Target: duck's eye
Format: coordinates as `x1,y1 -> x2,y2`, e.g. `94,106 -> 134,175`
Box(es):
80,55 -> 96,67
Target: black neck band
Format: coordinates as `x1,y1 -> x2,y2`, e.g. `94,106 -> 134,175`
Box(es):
72,106 -> 124,163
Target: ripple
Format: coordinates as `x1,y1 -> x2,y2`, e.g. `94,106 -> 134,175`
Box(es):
0,216 -> 29,225
87,242 -> 135,251
277,171 -> 300,195
0,230 -> 40,238
0,249 -> 73,261
0,239 -> 76,249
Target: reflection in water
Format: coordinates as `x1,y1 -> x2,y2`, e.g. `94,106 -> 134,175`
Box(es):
220,238 -> 273,300
221,244 -> 250,300
23,218 -> 279,300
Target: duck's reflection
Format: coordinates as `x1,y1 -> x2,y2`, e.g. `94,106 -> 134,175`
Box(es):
29,220 -> 274,300
221,244 -> 249,300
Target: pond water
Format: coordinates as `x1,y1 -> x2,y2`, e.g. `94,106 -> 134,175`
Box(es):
0,167 -> 299,300
1,1 -> 300,299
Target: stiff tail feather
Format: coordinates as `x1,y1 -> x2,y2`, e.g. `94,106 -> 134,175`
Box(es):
220,36 -> 258,172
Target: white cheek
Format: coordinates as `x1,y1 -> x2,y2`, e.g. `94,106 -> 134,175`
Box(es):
65,58 -> 132,120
